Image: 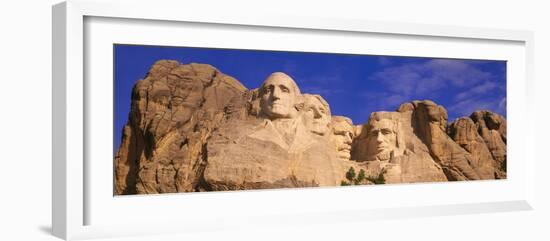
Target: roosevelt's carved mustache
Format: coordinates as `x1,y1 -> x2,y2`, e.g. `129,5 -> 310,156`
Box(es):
338,146 -> 351,151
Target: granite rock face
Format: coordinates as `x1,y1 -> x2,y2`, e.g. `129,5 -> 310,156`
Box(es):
404,100 -> 481,181
114,60 -> 246,194
348,101 -> 507,184
203,73 -> 347,190
470,111 -> 507,172
351,109 -> 448,184
448,111 -> 507,179
114,61 -> 507,195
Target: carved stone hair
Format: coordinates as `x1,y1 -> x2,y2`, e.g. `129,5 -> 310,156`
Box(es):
331,115 -> 353,126
259,72 -> 301,97
302,94 -> 331,116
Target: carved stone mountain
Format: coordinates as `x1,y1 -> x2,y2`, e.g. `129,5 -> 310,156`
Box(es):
114,61 -> 507,195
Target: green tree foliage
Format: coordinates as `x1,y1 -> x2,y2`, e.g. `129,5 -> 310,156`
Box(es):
365,170 -> 386,184
345,167 -> 356,182
354,169 -> 366,185
342,168 -> 371,186
341,168 -> 386,186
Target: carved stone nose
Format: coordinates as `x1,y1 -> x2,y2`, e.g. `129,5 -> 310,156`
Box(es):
272,87 -> 283,98
376,132 -> 384,143
344,135 -> 352,144
313,109 -> 322,118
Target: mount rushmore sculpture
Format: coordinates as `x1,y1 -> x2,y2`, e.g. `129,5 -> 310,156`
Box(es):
114,60 -> 507,195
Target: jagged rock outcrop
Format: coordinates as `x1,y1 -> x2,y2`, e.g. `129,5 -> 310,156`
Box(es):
469,111 -> 507,172
402,100 -> 481,181
114,60 -> 246,195
114,61 -> 507,195
447,111 -> 507,179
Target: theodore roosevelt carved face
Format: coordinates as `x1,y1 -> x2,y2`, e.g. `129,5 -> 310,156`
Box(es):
259,72 -> 301,119
331,116 -> 354,160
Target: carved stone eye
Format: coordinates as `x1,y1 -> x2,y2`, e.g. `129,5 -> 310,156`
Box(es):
280,86 -> 290,93
263,86 -> 273,94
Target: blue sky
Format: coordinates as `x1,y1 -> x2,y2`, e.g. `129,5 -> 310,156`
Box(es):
114,44 -> 506,150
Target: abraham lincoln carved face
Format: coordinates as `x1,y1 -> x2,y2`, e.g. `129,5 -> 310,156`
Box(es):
367,119 -> 397,161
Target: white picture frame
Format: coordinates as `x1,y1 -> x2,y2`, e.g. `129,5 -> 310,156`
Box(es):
52,0 -> 535,240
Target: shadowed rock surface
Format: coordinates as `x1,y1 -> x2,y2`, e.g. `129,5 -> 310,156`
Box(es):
114,61 -> 507,195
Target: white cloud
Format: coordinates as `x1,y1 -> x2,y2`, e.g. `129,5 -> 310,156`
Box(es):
454,81 -> 499,101
370,59 -> 495,96
447,97 -> 505,121
299,72 -> 347,97
368,59 -> 504,119
498,97 -> 506,114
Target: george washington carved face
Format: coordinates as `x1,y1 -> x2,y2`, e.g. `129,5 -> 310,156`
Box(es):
259,72 -> 301,120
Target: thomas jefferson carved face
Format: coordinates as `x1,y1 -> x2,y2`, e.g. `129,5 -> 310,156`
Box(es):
259,72 -> 300,119
331,117 -> 354,160
303,94 -> 331,136
367,119 -> 398,161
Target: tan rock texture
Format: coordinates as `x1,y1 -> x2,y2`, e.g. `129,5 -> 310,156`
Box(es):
203,73 -> 347,190
448,111 -> 507,179
402,100 -> 481,181
114,62 -> 507,195
114,60 -> 246,195
351,110 -> 448,184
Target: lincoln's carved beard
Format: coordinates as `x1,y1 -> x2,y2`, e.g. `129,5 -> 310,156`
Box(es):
376,149 -> 393,162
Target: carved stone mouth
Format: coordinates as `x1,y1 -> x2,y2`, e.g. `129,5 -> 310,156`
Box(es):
338,146 -> 351,151
376,146 -> 389,153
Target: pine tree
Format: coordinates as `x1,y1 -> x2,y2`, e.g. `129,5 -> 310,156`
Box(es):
345,167 -> 356,182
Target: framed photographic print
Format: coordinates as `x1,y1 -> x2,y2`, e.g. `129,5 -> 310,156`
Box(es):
52,0 -> 535,240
